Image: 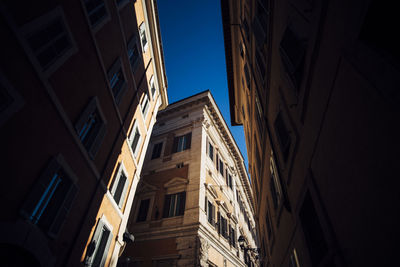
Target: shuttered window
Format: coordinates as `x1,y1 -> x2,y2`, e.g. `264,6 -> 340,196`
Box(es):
20,156 -> 78,238
85,219 -> 113,267
162,192 -> 186,218
127,36 -> 140,70
207,200 -> 215,226
141,92 -> 150,118
136,198 -> 150,222
83,0 -> 108,28
172,132 -> 192,153
110,163 -> 129,209
75,97 -> 107,159
151,142 -> 163,159
279,26 -> 307,89
129,121 -> 141,156
107,58 -> 126,105
274,112 -> 291,162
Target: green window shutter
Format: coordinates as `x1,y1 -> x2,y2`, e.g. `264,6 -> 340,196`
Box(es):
20,157 -> 61,220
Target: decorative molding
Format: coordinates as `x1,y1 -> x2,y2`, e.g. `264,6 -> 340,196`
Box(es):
164,177 -> 189,188
204,183 -> 218,199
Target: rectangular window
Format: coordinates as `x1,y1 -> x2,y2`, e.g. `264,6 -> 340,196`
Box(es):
151,142 -> 163,159
219,159 -> 224,176
215,154 -> 219,170
20,156 -> 78,238
270,154 -> 282,209
85,218 -> 113,267
266,211 -> 272,240
279,26 -> 307,89
207,200 -> 215,225
162,192 -> 186,218
139,22 -> 148,52
127,36 -> 140,70
244,63 -> 251,89
172,133 -> 192,153
141,92 -> 149,118
136,198 -> 150,222
220,216 -> 228,239
83,0 -> 107,28
300,192 -> 328,266
208,141 -> 214,161
107,58 -> 126,105
75,97 -> 107,159
230,226 -> 236,247
110,163 -> 129,209
228,173 -> 233,190
129,122 -> 141,156
22,7 -> 74,72
274,112 -> 291,162
149,75 -> 156,97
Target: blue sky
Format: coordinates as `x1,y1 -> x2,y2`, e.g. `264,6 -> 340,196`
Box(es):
157,0 -> 249,172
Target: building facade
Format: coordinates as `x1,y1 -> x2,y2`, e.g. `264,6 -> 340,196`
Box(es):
120,91 -> 258,267
222,0 -> 399,266
0,0 -> 167,266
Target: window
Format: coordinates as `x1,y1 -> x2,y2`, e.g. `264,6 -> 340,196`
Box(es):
207,199 -> 215,225
136,199 -> 150,222
219,159 -> 224,176
219,215 -> 228,239
207,139 -> 214,161
227,173 -> 233,190
141,92 -> 149,118
128,121 -> 141,156
270,153 -> 282,209
274,112 -> 291,162
244,63 -> 251,89
110,163 -> 129,209
107,58 -> 126,104
139,22 -> 148,52
127,36 -> 140,70
172,133 -> 192,153
151,142 -> 163,159
242,18 -> 250,43
149,75 -> 156,97
359,1 -> 399,61
266,211 -> 272,240
0,72 -> 24,126
253,0 -> 269,48
230,226 -> 236,247
162,192 -> 186,218
239,42 -> 244,58
85,217 -> 113,267
176,162 -> 184,168
75,97 -> 107,159
22,7 -> 75,72
289,248 -> 301,267
20,155 -> 78,238
279,25 -> 307,89
300,192 -> 328,266
216,154 -> 219,170
255,95 -> 264,134
83,0 -> 107,28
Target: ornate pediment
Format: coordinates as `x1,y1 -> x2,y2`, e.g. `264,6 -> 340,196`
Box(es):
164,177 -> 189,189
204,183 -> 218,199
137,181 -> 158,194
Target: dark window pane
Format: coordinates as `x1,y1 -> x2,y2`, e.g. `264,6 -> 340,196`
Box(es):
151,142 -> 163,159
274,112 -> 291,161
113,172 -> 127,205
137,199 -> 150,222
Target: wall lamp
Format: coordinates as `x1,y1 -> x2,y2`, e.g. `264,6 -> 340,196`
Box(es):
238,235 -> 260,254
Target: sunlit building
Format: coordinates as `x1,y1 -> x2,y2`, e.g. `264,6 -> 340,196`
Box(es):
119,91 -> 258,267
222,0 -> 399,266
0,0 -> 167,266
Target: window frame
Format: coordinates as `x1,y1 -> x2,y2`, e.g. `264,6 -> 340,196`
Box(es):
20,154 -> 78,238
109,162 -> 129,209
107,57 -> 127,105
128,120 -> 141,157
151,141 -> 163,159
82,0 -> 110,31
139,22 -> 148,52
141,92 -> 150,119
162,191 -> 186,218
127,35 -> 141,71
149,75 -> 157,98
19,6 -> 77,77
172,132 -> 192,153
75,97 -> 107,160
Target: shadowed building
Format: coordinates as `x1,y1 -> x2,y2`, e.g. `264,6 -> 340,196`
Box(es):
222,0 -> 399,266
0,0 -> 167,266
120,91 -> 258,267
